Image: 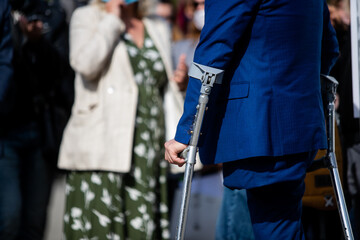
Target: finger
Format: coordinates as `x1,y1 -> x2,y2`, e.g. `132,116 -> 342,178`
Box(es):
177,160 -> 186,167
168,150 -> 185,165
164,144 -> 171,162
178,61 -> 187,72
165,151 -> 173,163
178,162 -> 185,167
177,54 -> 187,71
171,155 -> 186,165
179,54 -> 186,64
167,151 -> 181,165
174,71 -> 185,82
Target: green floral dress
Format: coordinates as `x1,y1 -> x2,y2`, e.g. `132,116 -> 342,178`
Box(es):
63,29 -> 170,240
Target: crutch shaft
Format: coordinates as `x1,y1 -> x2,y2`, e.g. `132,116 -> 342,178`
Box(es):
176,162 -> 194,240
176,94 -> 209,240
327,101 -> 354,239
328,163 -> 354,240
328,103 -> 336,153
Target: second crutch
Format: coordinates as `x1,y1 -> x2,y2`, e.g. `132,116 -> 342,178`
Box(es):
176,62 -> 224,240
319,74 -> 354,240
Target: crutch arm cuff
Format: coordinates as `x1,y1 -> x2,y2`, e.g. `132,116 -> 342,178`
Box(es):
189,62 -> 224,86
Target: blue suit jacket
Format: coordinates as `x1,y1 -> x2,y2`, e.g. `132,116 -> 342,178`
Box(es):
175,0 -> 339,165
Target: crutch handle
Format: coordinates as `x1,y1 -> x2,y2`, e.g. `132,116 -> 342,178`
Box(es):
179,147 -> 190,160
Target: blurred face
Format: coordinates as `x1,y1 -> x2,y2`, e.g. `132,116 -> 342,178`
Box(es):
192,0 -> 204,11
328,3 -> 350,30
192,0 -> 205,30
185,0 -> 204,20
156,3 -> 173,23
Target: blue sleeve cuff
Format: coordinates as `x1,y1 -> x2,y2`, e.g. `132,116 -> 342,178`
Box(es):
174,125 -> 192,145
173,76 -> 202,144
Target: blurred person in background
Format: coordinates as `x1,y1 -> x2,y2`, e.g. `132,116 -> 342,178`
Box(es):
0,0 -> 74,239
155,0 -> 173,26
328,0 -> 360,238
171,0 -> 202,72
154,0 -> 184,43
0,1 -> 14,237
57,0 -> 186,239
0,0 -> 13,111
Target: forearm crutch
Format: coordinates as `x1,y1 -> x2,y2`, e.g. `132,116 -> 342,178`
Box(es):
320,74 -> 354,240
176,62 -> 224,240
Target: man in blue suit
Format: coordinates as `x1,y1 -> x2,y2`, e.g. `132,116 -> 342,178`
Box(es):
165,0 -> 339,239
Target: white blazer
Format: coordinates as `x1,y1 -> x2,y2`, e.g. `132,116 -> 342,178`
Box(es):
58,5 -> 184,173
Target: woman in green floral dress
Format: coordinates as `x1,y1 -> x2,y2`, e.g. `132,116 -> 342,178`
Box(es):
58,0 -> 185,239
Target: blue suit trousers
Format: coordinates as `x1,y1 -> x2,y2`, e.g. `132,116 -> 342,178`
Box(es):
246,179 -> 306,240
223,151 -> 317,239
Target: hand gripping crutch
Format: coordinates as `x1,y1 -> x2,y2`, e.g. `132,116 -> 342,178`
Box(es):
176,62 -> 224,240
319,74 -> 354,240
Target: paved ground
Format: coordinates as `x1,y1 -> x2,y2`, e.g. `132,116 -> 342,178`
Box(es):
44,174 -> 66,240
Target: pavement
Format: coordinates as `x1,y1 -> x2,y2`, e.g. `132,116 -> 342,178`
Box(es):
44,174 -> 66,240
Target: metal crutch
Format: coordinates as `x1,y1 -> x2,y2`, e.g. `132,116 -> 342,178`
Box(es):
176,62 -> 224,240
320,74 -> 354,240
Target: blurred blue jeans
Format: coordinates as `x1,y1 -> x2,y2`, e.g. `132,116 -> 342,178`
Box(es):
0,122 -> 52,240
216,187 -> 255,240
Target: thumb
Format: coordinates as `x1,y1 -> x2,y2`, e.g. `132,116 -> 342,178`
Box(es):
177,54 -> 187,71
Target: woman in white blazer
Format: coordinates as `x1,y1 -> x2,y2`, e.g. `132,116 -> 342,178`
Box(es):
57,0 -> 185,239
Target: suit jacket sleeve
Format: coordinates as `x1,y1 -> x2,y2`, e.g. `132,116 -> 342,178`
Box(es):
321,0 -> 339,75
175,0 -> 261,144
0,1 -> 13,103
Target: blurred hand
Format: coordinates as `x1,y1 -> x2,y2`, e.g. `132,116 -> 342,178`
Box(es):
105,0 -> 125,18
19,16 -> 43,42
173,54 -> 189,91
335,93 -> 340,110
164,139 -> 187,167
328,5 -> 350,29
